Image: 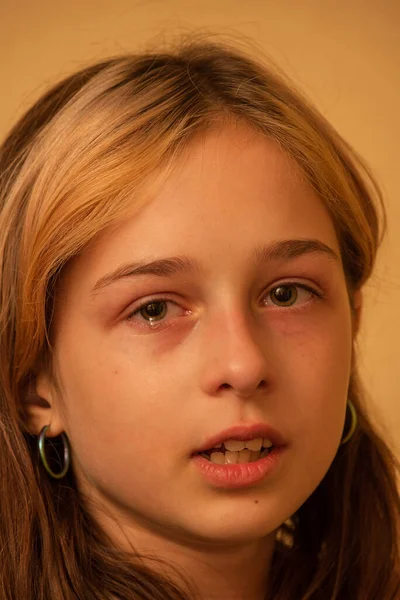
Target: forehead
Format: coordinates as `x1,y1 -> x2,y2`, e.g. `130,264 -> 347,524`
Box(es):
64,122 -> 340,288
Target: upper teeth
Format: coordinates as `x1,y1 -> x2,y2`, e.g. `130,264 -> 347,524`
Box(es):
216,438 -> 273,452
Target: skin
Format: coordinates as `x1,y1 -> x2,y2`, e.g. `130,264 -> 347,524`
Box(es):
26,121 -> 360,600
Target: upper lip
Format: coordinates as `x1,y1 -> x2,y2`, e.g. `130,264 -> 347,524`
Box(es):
193,423 -> 288,455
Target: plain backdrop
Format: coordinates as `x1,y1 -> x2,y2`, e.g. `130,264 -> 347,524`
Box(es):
1,0 -> 399,454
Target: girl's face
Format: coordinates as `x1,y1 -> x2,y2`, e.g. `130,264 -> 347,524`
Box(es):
38,122 -> 354,548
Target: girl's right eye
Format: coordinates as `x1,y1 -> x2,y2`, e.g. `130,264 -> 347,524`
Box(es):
125,298 -> 185,329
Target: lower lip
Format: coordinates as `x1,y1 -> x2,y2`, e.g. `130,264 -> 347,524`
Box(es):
191,446 -> 287,489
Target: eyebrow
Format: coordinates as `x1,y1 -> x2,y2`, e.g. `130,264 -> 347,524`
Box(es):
90,238 -> 340,295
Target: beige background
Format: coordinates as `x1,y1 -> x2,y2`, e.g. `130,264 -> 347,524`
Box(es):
1,0 -> 399,453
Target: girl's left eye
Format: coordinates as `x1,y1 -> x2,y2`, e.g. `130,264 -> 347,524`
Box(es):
125,283 -> 321,330
263,283 -> 321,307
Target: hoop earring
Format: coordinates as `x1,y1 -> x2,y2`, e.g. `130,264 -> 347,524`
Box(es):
38,425 -> 70,479
340,400 -> 357,445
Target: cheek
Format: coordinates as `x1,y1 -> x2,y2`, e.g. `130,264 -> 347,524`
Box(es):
55,350 -> 181,517
53,327 -> 182,482
275,307 -> 353,496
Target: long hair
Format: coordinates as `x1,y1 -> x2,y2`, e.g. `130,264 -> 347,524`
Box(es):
0,36 -> 399,600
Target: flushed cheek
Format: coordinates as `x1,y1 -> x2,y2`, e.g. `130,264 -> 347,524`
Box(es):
280,311 -> 352,425
273,354 -> 351,509
287,341 -> 351,481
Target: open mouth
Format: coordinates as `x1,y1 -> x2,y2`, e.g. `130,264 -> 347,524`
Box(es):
195,440 -> 274,465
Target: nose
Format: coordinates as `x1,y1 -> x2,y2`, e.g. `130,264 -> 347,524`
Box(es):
199,306 -> 271,399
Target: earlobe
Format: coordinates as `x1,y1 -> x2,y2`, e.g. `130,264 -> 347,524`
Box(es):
20,371 -> 64,437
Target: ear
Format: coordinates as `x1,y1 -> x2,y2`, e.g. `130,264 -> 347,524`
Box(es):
20,371 -> 65,437
352,289 -> 363,336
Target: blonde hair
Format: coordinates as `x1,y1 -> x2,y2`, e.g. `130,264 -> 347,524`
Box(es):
0,36 -> 399,599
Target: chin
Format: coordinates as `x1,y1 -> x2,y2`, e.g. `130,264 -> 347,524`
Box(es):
181,504 -> 284,546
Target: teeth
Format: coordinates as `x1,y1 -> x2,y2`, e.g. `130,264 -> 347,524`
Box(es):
209,452 -> 225,464
245,438 -> 263,451
221,437 -> 274,452
238,449 -> 251,463
250,450 -> 261,461
225,451 -> 238,464
208,448 -> 269,465
224,440 -> 246,451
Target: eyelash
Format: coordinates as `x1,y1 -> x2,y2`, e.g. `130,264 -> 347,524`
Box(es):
124,282 -> 324,330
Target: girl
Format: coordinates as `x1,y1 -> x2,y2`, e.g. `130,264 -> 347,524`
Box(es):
0,37 -> 399,600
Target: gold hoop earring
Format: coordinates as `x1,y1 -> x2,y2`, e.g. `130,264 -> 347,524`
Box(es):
38,425 -> 70,479
340,400 -> 357,445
